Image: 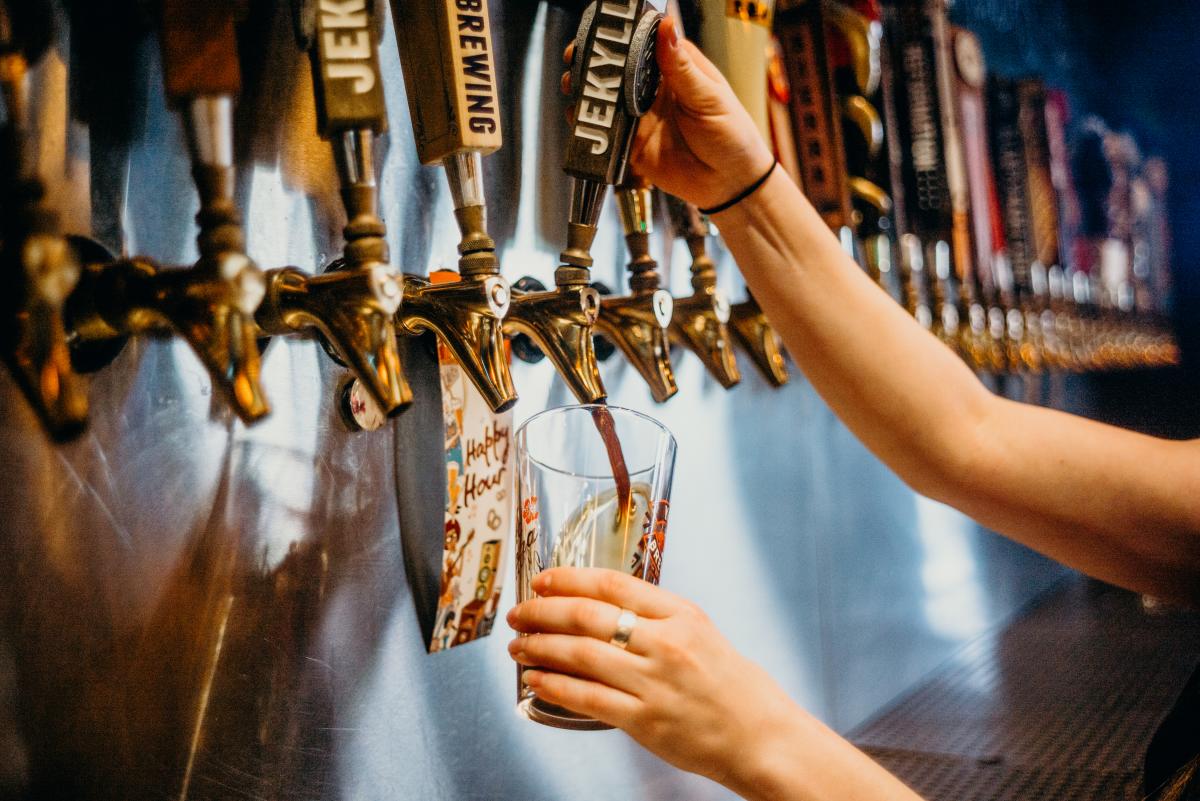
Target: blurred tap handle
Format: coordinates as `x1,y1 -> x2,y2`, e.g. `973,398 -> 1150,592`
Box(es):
821,0 -> 880,96
0,0 -> 90,441
661,193 -> 741,389
59,0 -> 272,425
389,0 -> 501,165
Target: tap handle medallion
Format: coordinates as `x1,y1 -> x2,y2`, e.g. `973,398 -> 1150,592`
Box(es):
311,0 -> 389,137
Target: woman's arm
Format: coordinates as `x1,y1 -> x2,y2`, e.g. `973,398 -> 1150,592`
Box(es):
715,147 -> 1200,605
508,568 -> 926,801
628,19 -> 1200,605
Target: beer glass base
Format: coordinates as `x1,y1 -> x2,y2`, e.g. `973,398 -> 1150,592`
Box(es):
517,697 -> 615,731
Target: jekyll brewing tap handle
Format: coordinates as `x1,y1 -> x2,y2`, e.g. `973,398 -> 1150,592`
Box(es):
390,0 -> 504,275
387,0 -> 518,412
559,0 -> 663,275
254,0 -> 411,418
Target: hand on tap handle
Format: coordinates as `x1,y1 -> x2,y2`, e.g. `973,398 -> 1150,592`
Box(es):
0,0 -> 92,441
505,0 -> 663,404
386,0 -> 518,413
255,0 -> 411,418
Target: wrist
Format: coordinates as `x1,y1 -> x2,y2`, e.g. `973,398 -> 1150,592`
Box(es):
720,688 -> 816,801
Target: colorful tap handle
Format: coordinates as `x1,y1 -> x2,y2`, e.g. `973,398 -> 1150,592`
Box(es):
774,0 -> 854,232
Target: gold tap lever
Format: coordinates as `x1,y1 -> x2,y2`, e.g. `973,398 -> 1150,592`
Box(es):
593,181 -> 677,403
662,194 -> 741,388
0,1 -> 90,441
257,1 -> 410,416
507,0 -> 663,403
65,1 -> 269,424
693,0 -> 788,387
388,0 -> 518,412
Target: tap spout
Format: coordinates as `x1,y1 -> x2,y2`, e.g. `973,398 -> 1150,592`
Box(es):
397,273 -> 518,413
256,261 -> 411,415
593,288 -> 676,403
1,229 -> 89,441
728,294 -> 789,387
65,251 -> 271,423
504,281 -> 606,404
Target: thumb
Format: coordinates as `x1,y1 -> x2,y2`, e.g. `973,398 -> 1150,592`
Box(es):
655,17 -> 725,115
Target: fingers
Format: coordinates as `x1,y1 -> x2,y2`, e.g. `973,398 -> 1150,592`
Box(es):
533,567 -> 686,619
510,633 -> 647,695
563,41 -> 574,66
508,595 -> 651,655
655,17 -> 725,116
521,669 -> 641,727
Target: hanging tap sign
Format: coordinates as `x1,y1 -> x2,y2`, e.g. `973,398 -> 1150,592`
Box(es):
394,270 -> 514,653
565,0 -> 663,185
310,0 -> 389,137
389,0 -> 501,164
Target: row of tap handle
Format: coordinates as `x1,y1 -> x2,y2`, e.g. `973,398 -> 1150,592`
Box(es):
1,0 -> 790,443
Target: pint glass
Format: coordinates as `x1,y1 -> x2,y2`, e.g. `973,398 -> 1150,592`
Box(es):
514,404 -> 677,729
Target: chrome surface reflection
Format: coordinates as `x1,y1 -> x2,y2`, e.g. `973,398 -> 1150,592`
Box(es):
0,3 -> 1065,800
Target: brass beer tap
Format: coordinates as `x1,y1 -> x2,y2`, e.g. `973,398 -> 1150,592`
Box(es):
0,0 -> 90,441
592,180 -> 677,403
65,1 -> 270,424
388,0 -> 518,412
662,194 -> 741,388
694,0 -> 789,387
506,0 -> 665,404
257,1 -> 410,416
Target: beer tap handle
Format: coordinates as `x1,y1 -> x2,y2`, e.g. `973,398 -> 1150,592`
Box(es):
0,0 -> 91,441
559,0 -> 663,278
142,0 -> 270,423
254,0 -> 412,417
387,0 -> 518,411
503,0 -> 662,404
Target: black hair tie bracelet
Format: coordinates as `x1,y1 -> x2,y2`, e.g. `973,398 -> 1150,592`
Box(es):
698,160 -> 778,216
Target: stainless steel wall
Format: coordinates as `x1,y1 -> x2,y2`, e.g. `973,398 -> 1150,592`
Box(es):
0,3 -> 1065,799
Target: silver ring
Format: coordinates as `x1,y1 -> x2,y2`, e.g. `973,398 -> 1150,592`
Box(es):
609,608 -> 637,650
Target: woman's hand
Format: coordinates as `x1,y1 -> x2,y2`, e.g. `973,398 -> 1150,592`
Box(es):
563,17 -> 774,210
507,568 -> 928,801
506,567 -> 805,791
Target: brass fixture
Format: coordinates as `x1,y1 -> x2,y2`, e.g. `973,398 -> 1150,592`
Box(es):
257,3 -> 410,417
591,181 -> 677,403
507,0 -> 664,404
662,195 -> 741,389
0,11 -> 90,441
388,0 -> 517,412
64,6 -> 269,424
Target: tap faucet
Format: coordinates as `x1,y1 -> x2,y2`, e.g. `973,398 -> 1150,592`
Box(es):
691,0 -> 788,387
506,0 -> 663,404
592,181 -> 677,403
256,3 -> 410,417
662,194 -> 741,388
65,3 -> 270,424
0,1 -> 90,441
387,0 -> 518,412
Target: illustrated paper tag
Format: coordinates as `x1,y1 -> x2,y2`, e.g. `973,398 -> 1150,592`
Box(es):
428,273 -> 514,652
